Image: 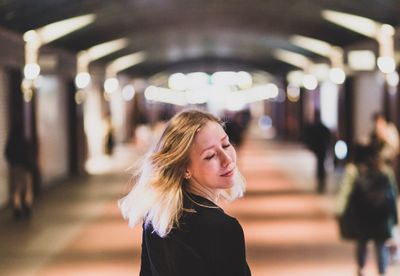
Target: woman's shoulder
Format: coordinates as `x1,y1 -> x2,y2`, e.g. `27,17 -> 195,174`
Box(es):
181,193 -> 242,230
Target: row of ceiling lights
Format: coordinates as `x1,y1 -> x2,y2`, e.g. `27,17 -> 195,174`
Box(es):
19,10 -> 400,104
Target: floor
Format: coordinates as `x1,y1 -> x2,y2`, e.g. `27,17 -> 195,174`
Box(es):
1,133 -> 399,276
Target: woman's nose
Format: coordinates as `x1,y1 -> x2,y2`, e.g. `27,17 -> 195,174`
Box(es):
220,151 -> 233,167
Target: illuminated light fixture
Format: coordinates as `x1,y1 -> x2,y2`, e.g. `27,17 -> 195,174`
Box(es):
376,24 -> 396,74
287,84 -> 300,102
386,71 -> 399,87
75,38 -> 128,99
258,115 -> 273,130
27,14 -> 95,45
348,50 -> 376,71
106,51 -> 146,76
144,86 -> 157,100
302,74 -> 318,90
75,72 -> 91,89
24,63 -> 41,80
238,84 -> 279,104
75,90 -> 86,105
168,73 -> 188,91
310,63 -> 330,81
377,56 -> 396,74
236,71 -> 253,89
266,83 -> 279,98
290,35 -> 332,57
226,92 -> 246,111
104,51 -> 146,99
322,10 -> 380,38
322,10 -> 396,74
186,72 -> 209,89
22,14 -> 95,102
291,35 -> 346,84
334,140 -> 348,160
185,88 -> 209,104
121,85 -> 136,101
85,38 -> 128,61
287,70 -> 304,87
211,71 -> 237,86
329,67 -> 346,84
104,78 -> 119,94
273,49 -> 312,69
144,86 -> 187,106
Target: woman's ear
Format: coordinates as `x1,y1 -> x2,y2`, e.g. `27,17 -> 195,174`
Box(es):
184,170 -> 191,179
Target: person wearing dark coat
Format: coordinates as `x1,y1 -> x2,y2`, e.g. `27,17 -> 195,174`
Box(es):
119,110 -> 250,276
303,114 -> 331,193
140,192 -> 250,276
4,126 -> 33,219
336,144 -> 398,276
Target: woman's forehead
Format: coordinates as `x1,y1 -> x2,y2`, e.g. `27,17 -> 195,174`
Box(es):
192,122 -> 226,150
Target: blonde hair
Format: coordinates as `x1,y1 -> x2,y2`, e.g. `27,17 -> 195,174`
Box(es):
119,109 -> 246,237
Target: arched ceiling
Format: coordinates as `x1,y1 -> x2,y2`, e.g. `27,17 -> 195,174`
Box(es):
1,0 -> 400,77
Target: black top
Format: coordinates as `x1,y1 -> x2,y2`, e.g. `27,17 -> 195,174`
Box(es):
140,192 -> 251,276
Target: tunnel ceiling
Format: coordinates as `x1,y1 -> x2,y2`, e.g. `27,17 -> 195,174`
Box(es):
1,0 -> 400,77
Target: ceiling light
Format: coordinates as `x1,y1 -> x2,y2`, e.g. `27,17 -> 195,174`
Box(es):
329,67 -> 346,84
347,50 -> 376,71
302,74 -> 318,90
290,35 -> 332,57
32,14 -> 96,44
377,56 -> 396,74
75,72 -> 91,89
273,49 -> 312,69
107,51 -> 146,76
322,10 -> 379,38
86,38 -> 128,61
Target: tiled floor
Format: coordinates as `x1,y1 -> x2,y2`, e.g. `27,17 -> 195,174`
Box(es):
1,136 -> 399,276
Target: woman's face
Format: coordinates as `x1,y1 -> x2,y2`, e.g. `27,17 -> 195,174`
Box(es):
186,121 -> 237,191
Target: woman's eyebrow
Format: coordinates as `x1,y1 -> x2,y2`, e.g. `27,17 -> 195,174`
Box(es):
200,135 -> 228,154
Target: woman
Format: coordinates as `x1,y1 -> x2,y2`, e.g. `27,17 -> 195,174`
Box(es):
119,109 -> 251,276
4,125 -> 33,219
336,144 -> 398,276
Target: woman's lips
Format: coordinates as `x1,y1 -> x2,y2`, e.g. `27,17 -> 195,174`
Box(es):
221,169 -> 234,177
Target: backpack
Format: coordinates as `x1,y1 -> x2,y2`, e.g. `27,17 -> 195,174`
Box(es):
351,170 -> 396,223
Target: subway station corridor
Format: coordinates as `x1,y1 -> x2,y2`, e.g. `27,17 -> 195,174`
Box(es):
1,129 -> 400,276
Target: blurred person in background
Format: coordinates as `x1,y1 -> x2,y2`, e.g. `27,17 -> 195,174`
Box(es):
119,109 -> 251,276
303,111 -> 332,193
4,125 -> 33,220
336,143 -> 398,276
370,113 -> 399,176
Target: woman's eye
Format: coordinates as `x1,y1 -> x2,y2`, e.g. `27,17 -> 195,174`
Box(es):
222,144 -> 231,148
205,154 -> 215,160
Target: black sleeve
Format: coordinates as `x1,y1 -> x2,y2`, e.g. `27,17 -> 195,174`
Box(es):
214,218 -> 251,276
139,224 -> 152,276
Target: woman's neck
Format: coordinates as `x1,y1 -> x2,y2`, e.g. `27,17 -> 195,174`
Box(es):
186,180 -> 220,203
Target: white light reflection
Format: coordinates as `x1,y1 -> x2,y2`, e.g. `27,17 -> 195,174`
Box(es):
168,73 -> 187,91
287,84 -> 300,102
302,74 -> 318,90
335,140 -> 348,160
377,56 -> 396,74
27,14 -> 96,44
104,78 -> 119,94
348,50 -> 376,71
24,63 -> 40,80
386,71 -> 399,87
329,67 -> 346,84
226,93 -> 246,111
122,85 -> 135,101
322,10 -> 379,38
75,72 -> 91,89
